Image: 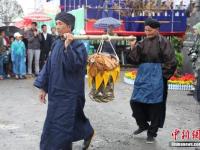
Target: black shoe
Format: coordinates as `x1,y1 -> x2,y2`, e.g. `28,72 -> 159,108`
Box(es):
146,136 -> 155,144
133,128 -> 148,135
82,131 -> 95,150
187,90 -> 194,96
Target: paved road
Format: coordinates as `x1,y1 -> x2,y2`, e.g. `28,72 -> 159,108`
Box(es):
0,72 -> 199,150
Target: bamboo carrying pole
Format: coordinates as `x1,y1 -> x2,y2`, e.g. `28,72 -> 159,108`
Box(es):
73,35 -> 136,41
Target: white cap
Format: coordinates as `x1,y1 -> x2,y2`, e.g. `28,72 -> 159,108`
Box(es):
14,32 -> 22,38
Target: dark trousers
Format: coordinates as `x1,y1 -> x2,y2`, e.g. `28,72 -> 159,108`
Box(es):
130,78 -> 168,137
39,51 -> 49,71
130,101 -> 162,137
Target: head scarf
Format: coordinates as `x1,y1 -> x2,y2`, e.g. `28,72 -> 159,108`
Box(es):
144,18 -> 160,29
55,12 -> 75,30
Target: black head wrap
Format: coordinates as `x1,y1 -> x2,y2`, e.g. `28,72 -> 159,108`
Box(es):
144,18 -> 160,28
55,12 -> 75,31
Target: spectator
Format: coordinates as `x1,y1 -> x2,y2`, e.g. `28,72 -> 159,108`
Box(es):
51,27 -> 58,42
11,32 -> 26,79
0,30 -> 8,80
4,36 -> 15,78
39,24 -> 52,70
102,0 -> 114,17
22,34 -> 29,73
175,0 -> 186,10
0,31 -> 9,47
25,22 -> 41,76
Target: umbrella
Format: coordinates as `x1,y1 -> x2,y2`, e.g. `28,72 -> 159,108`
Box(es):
15,19 -> 32,29
23,11 -> 52,22
0,22 -> 5,27
0,26 -> 23,36
94,17 -> 121,29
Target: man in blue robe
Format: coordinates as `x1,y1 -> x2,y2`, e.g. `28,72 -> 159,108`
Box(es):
34,12 -> 94,150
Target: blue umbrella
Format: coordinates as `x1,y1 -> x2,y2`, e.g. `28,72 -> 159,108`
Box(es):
94,17 -> 121,29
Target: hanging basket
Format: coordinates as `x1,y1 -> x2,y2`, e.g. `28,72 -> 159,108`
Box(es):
87,40 -> 120,103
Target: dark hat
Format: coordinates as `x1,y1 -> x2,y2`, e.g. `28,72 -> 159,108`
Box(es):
144,18 -> 160,29
55,12 -> 75,29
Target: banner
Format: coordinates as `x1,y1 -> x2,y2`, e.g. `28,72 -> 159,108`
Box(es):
68,8 -> 85,34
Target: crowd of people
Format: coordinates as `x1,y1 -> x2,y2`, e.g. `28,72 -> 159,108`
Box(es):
101,0 -> 194,17
0,23 -> 58,80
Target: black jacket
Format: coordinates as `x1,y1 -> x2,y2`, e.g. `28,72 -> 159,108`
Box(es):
40,33 -> 52,54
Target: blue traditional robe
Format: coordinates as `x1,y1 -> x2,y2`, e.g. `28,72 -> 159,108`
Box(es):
11,40 -> 26,76
34,38 -> 94,150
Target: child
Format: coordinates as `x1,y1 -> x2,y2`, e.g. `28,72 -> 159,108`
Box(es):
11,32 -> 26,79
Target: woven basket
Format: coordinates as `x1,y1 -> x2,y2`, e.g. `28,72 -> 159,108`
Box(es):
87,40 -> 120,103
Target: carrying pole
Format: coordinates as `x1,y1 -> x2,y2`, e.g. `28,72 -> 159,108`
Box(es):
73,35 -> 136,41
72,35 -> 135,65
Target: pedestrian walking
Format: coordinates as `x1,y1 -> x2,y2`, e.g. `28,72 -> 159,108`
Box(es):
34,12 -> 94,150
128,18 -> 177,143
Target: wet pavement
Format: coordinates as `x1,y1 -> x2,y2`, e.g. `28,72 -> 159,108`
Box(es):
0,71 -> 199,150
